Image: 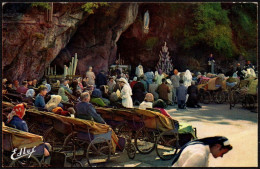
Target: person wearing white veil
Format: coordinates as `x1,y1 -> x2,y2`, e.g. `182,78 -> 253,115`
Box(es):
183,70 -> 192,87
118,78 -> 133,108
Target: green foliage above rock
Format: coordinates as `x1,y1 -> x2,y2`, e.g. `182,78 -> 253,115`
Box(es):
182,3 -> 235,58
81,2 -> 108,14
31,2 -> 51,10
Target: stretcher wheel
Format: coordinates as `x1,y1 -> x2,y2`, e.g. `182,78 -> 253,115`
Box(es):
9,155 -> 41,167
215,91 -> 225,104
126,143 -> 136,159
71,161 -> 83,167
155,130 -> 178,161
44,127 -> 65,152
203,91 -> 211,104
86,137 -> 111,167
134,127 -> 156,154
246,95 -> 255,109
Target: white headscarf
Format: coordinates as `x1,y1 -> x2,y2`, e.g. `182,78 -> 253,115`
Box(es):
26,89 -> 35,98
45,84 -> 51,93
184,70 -> 192,80
155,71 -> 159,76
133,76 -> 137,81
119,78 -> 132,95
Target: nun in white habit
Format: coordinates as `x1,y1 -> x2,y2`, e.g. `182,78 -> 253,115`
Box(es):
183,69 -> 192,87
118,78 -> 133,108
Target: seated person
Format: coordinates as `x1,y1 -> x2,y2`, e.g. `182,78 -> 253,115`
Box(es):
153,99 -> 172,119
6,103 -> 51,157
7,103 -> 29,131
16,81 -> 29,94
34,85 -> 48,110
60,79 -> 73,94
75,92 -> 106,124
139,93 -> 154,110
58,87 -> 69,103
23,89 -> 35,105
5,81 -> 18,94
90,88 -> 107,107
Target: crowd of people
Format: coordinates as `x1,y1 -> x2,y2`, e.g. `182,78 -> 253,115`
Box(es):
2,59 -> 257,116
3,59 -> 252,166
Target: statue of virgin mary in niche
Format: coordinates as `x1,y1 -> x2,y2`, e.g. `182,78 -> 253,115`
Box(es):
144,10 -> 150,34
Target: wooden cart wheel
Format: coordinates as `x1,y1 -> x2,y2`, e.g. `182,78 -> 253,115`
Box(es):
155,130 -> 179,161
126,142 -> 136,160
9,155 -> 41,167
215,91 -> 225,104
203,91 -> 211,104
71,161 -> 83,167
117,124 -> 133,139
62,131 -> 87,158
134,127 -> 156,154
229,90 -> 239,108
43,127 -> 65,152
246,95 -> 255,109
86,137 -> 111,167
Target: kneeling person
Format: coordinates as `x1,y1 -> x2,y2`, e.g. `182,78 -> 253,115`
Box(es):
75,92 -> 106,124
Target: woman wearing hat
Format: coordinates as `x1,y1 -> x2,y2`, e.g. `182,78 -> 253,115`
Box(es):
118,78 -> 133,108
172,136 -> 232,167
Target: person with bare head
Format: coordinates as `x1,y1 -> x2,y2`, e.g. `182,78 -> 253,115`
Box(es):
16,81 -> 28,94
34,85 -> 48,109
13,80 -> 20,90
86,66 -> 96,86
75,92 -> 105,124
208,53 -> 215,74
32,79 -> 38,88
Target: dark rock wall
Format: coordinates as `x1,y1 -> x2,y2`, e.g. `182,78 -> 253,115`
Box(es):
53,3 -> 139,75
3,3 -> 88,82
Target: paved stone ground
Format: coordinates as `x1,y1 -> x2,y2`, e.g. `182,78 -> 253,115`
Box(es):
77,103 -> 258,167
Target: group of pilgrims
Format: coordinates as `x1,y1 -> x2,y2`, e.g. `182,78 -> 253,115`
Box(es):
2,59 -> 257,115
3,59 -> 256,166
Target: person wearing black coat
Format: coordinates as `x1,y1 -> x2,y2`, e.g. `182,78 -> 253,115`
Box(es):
186,81 -> 201,108
96,70 -> 107,89
132,78 -> 145,105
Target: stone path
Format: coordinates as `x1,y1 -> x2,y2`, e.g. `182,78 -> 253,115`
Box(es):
77,103 -> 258,167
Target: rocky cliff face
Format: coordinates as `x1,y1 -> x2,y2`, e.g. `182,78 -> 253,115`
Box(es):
53,3 -> 139,75
3,3 -> 139,81
3,3 -> 244,82
3,3 -> 88,82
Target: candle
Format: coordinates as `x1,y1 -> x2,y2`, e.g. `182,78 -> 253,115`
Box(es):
54,65 -> 56,75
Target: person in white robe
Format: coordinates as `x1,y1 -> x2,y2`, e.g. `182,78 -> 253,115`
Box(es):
135,64 -> 144,77
172,136 -> 232,167
183,69 -> 192,87
118,78 -> 133,108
